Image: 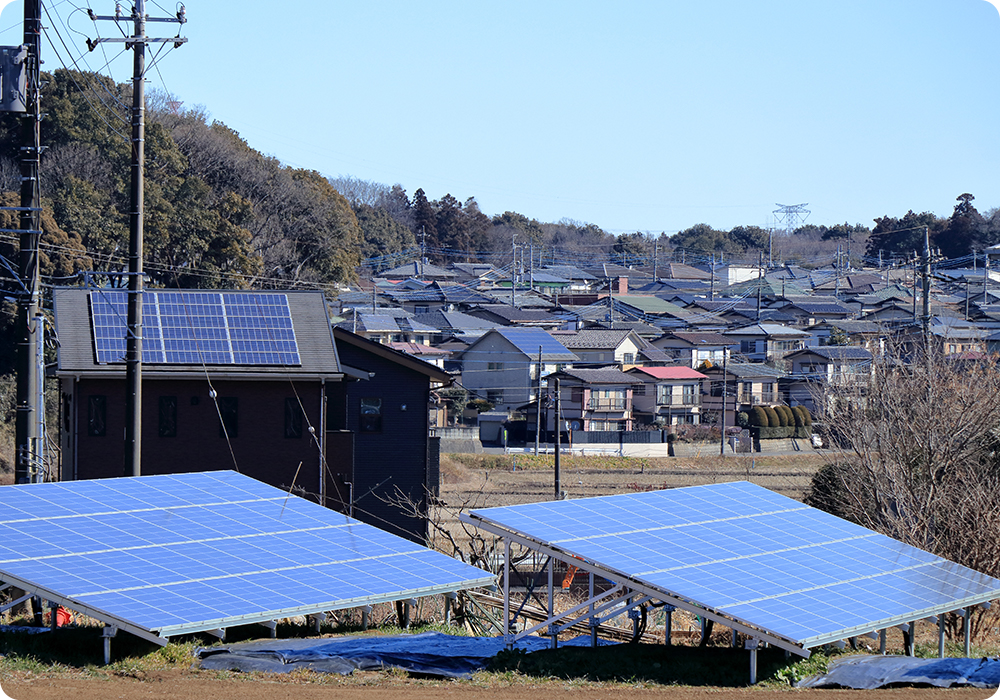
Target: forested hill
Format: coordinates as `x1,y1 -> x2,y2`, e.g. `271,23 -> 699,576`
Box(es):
0,69 -> 997,302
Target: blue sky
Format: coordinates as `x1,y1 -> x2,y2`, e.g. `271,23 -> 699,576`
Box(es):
3,1 -> 999,234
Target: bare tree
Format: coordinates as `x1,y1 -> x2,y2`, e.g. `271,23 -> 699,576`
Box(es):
806,340 -> 1000,640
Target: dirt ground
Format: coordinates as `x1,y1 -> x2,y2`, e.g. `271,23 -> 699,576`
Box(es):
2,669 -> 998,700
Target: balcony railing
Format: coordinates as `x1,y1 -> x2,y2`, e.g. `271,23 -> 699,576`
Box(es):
587,398 -> 627,411
739,392 -> 775,405
656,396 -> 701,407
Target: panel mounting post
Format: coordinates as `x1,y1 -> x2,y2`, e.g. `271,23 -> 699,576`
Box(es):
746,637 -> 759,685
102,625 -> 118,665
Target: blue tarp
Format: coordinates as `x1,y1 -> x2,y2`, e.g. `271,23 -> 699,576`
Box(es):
798,655 -> 1000,689
196,632 -> 610,678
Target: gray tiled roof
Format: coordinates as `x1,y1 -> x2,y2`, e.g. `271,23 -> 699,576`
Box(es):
558,367 -> 640,384
557,330 -> 634,349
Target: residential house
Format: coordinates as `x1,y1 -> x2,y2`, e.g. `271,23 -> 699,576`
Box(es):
545,368 -> 639,432
554,329 -> 645,367
782,346 -> 873,413
466,304 -> 563,329
652,331 -> 734,369
627,366 -> 708,425
700,361 -> 787,427
724,323 -> 809,364
458,327 -> 577,412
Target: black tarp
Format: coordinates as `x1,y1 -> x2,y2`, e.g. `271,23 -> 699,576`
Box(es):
196,632 -> 610,678
798,654 -> 1000,689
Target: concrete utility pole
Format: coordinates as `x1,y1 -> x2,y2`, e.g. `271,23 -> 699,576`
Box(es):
87,1 -> 187,477
14,0 -> 42,484
534,346 -> 542,456
554,377 -> 561,499
652,238 -> 658,280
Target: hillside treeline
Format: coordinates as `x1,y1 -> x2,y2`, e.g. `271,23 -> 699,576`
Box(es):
0,69 -> 998,302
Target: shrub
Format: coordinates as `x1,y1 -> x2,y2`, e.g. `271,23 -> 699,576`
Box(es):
763,406 -> 780,428
791,406 -> 806,427
749,406 -> 769,427
736,411 -> 749,428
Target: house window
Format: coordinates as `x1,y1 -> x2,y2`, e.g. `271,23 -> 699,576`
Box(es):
656,385 -> 671,405
284,398 -> 303,438
414,305 -> 429,314
740,340 -> 756,354
487,362 -> 504,371
634,385 -> 645,396
360,397 -> 382,433
87,395 -> 106,437
219,397 -> 239,438
158,396 -> 177,437
486,390 -> 504,405
622,352 -> 635,364
682,384 -> 697,405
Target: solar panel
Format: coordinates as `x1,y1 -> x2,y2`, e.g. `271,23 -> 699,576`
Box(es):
466,482 -> 1000,650
89,290 -> 301,366
496,327 -> 576,359
0,472 -> 493,642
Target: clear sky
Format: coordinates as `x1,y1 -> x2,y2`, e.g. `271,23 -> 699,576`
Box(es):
2,1 -> 998,234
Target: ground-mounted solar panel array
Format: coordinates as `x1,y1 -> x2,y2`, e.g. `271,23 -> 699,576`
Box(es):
89,290 -> 301,365
0,471 -> 493,643
464,481 -> 1000,653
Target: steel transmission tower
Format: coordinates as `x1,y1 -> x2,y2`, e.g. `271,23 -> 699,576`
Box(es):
773,203 -> 811,235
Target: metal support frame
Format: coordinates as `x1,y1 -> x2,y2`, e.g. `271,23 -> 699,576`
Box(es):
312,611 -> 327,634
547,555 -> 556,648
259,620 -> 277,638
938,615 -> 945,658
879,628 -> 886,655
963,607 -> 971,657
463,515 -> 810,658
102,625 -> 117,665
361,605 -> 372,630
444,591 -> 457,626
663,604 -> 675,646
204,628 -> 226,641
746,637 -> 759,684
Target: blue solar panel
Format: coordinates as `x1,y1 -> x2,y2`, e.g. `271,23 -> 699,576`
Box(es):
89,290 -> 301,366
468,481 -> 1000,649
0,472 -> 493,638
496,327 -> 577,359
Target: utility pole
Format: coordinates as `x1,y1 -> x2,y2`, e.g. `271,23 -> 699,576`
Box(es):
529,239 -> 534,291
87,1 -> 187,477
652,238 -> 658,280
554,377 -> 561,499
420,226 -> 426,279
510,236 -> 516,308
755,251 -> 763,322
921,227 -> 931,343
834,244 -> 841,299
719,351 -> 727,457
14,0 -> 42,484
534,346 -> 542,456
710,253 -> 715,301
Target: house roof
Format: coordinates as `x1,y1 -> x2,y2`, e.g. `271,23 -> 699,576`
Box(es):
540,264 -> 598,281
556,367 -> 639,384
613,295 -> 690,317
785,347 -> 873,362
469,304 -> 561,324
724,323 -> 810,338
706,361 -> 787,379
557,329 -> 636,350
54,287 -> 343,379
377,261 -> 456,279
419,310 -> 498,332
661,331 -> 733,346
630,367 -> 708,380
333,327 -> 451,384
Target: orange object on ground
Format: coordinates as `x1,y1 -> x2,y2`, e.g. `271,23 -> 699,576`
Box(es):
55,607 -> 72,627
561,565 -> 578,589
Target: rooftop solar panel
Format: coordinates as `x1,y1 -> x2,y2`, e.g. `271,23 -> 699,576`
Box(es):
89,290 -> 301,366
464,481 -> 1000,651
0,472 -> 493,644
496,327 -> 576,359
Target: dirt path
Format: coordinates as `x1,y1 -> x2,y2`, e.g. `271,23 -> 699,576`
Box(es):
2,670 -> 996,700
